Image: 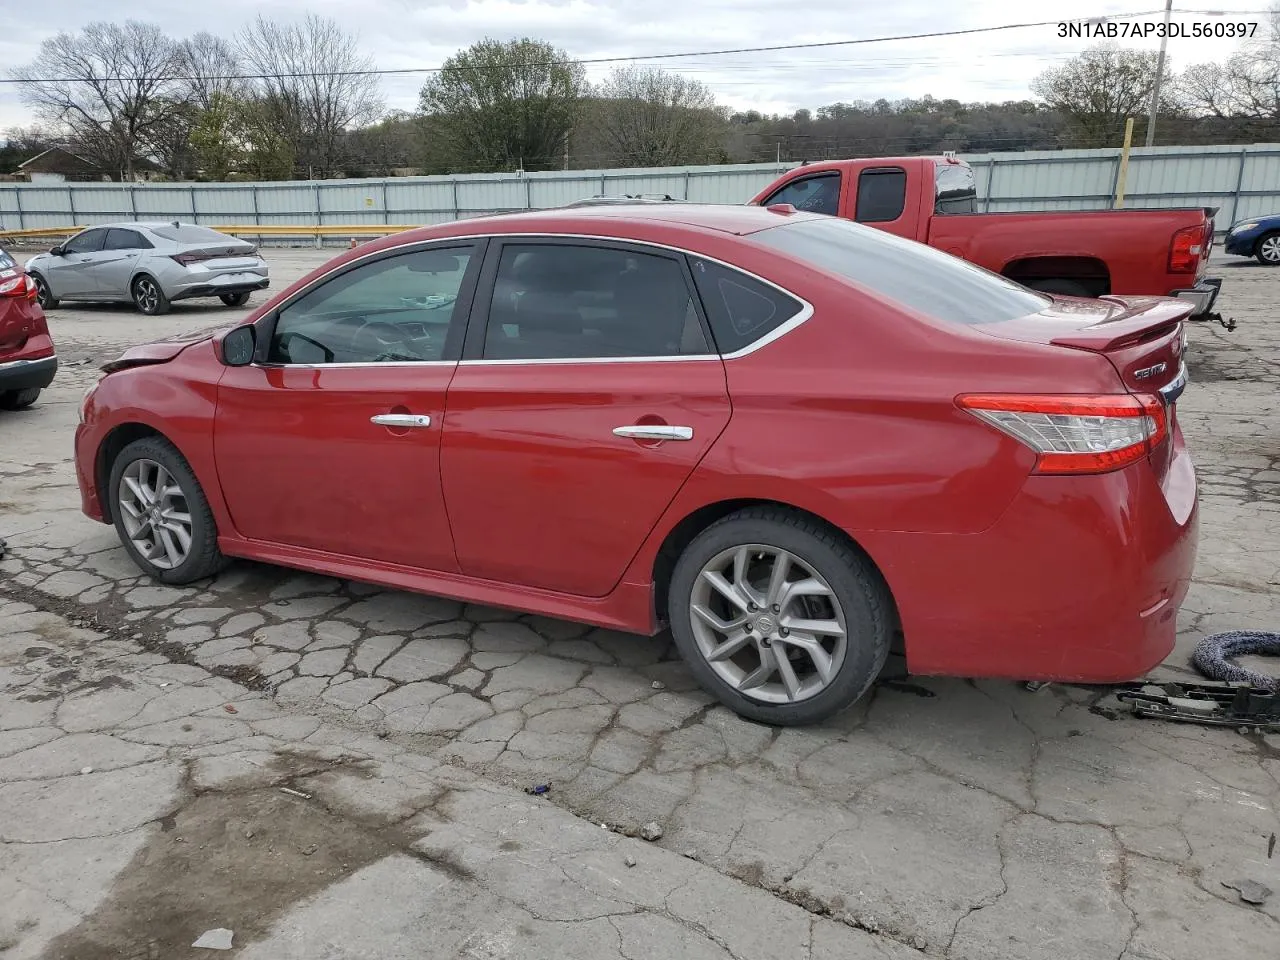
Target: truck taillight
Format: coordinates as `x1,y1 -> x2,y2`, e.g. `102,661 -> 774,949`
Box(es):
1169,225 -> 1204,273
957,393 -> 1168,475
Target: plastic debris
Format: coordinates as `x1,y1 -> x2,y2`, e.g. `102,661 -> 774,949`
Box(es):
79,766 -> 93,775
223,704 -> 238,714
279,787 -> 311,800
192,928 -> 234,950
1222,878 -> 1273,905
624,854 -> 637,868
651,680 -> 666,690
524,783 -> 551,796
640,821 -> 664,841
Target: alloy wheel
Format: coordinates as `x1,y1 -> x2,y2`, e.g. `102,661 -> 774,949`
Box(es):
33,275 -> 51,307
688,544 -> 848,704
135,278 -> 160,313
117,458 -> 193,570
1260,235 -> 1280,263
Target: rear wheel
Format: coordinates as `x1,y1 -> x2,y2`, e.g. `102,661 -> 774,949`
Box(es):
0,388 -> 41,410
109,437 -> 227,584
30,273 -> 57,310
1024,278 -> 1091,297
1254,231 -> 1280,265
220,292 -> 251,307
132,275 -> 170,315
667,506 -> 893,726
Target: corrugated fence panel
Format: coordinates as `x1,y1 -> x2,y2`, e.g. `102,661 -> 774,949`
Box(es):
4,145 -> 1280,234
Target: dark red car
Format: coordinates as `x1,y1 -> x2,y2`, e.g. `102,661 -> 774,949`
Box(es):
0,245 -> 56,410
74,205 -> 1198,725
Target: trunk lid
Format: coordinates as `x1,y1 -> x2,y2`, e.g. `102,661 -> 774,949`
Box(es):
981,294 -> 1190,396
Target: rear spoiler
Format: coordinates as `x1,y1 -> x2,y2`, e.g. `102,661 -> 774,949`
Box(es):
1050,297 -> 1195,352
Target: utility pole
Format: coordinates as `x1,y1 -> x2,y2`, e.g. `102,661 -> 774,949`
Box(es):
564,133 -> 569,171
1145,0 -> 1173,147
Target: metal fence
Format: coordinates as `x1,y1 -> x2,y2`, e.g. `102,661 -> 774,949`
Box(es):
3,143 -> 1278,237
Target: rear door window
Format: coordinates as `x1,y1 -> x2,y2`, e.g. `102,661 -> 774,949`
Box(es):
751,216 -> 1048,325
855,168 -> 907,223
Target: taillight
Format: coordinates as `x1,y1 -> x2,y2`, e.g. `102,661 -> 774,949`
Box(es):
0,275 -> 35,300
171,252 -> 216,266
957,393 -> 1168,475
1169,225 -> 1204,273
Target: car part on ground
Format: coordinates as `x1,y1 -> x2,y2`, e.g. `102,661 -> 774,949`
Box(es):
23,221 -> 269,315
1114,680 -> 1280,730
73,204 -> 1200,725
1192,630 -> 1280,692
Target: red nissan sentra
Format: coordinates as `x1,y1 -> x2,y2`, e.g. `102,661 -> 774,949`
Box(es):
74,204 -> 1197,725
0,244 -> 57,410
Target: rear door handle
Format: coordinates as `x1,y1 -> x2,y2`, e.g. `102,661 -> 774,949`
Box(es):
613,425 -> 693,441
371,414 -> 431,428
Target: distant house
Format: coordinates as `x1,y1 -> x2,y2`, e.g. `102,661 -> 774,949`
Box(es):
16,146 -> 106,183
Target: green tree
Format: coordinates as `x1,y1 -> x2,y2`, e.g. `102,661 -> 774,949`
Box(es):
419,38 -> 587,172
189,93 -> 248,181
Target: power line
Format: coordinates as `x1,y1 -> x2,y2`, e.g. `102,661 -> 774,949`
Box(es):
0,8 -> 1223,86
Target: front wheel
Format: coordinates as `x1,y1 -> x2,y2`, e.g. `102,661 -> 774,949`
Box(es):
132,275 -> 170,315
30,273 -> 57,310
109,436 -> 227,584
667,507 -> 893,726
0,388 -> 41,410
220,292 -> 251,307
1255,231 -> 1280,265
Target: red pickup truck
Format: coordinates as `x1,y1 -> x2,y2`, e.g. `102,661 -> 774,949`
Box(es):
749,156 -> 1222,316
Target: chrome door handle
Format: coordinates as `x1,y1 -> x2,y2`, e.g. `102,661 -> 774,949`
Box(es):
613,425 -> 693,441
371,414 -> 431,428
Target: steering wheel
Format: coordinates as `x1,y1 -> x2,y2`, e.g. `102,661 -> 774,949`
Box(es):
351,319 -> 416,361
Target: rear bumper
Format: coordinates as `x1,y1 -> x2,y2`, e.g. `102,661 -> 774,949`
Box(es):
0,352 -> 57,392
169,275 -> 270,302
1169,276 -> 1221,316
866,429 -> 1198,683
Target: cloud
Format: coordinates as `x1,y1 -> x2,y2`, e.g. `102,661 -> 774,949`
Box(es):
0,0 -> 1269,134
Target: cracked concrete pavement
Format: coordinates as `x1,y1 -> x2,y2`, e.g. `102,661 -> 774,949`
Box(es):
1,248 -> 1278,958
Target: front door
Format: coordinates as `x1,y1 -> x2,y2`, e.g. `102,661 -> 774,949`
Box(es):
47,227 -> 108,297
92,227 -> 151,298
214,242 -> 484,571
440,239 -> 732,597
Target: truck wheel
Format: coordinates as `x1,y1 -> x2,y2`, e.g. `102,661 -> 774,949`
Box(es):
1025,278 -> 1091,297
1254,232 -> 1280,265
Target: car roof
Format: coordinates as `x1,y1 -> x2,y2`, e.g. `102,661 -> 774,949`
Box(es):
442,203 -> 824,238
79,221 -> 220,232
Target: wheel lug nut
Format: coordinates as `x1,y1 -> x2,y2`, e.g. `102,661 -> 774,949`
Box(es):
771,604 -> 780,613
780,627 -> 789,637
747,603 -> 757,612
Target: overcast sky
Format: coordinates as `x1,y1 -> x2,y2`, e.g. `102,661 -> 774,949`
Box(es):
0,0 -> 1272,133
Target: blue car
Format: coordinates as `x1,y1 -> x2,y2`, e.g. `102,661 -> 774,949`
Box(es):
1223,214 -> 1280,264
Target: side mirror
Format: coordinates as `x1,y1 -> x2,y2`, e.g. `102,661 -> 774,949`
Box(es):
49,245 -> 64,256
221,325 -> 256,366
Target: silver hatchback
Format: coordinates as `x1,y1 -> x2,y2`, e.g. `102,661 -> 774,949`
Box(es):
26,222 -> 270,315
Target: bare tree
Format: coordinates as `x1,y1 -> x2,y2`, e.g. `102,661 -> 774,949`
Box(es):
1179,4 -> 1280,126
592,66 -> 727,166
179,32 -> 248,110
9,21 -> 187,179
237,15 -> 383,178
1031,44 -> 1170,147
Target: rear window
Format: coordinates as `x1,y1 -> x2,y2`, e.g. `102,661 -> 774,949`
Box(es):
0,248 -> 13,270
750,216 -> 1049,325
935,163 -> 978,214
150,224 -> 235,244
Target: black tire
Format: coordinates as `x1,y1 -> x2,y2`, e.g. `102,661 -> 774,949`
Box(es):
1024,278 -> 1091,297
1254,231 -> 1280,266
132,275 -> 171,315
667,506 -> 893,726
108,436 -> 227,584
219,292 -> 251,307
0,388 -> 40,410
30,273 -> 57,310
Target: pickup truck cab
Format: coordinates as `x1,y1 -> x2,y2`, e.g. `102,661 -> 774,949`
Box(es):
750,156 -> 1222,316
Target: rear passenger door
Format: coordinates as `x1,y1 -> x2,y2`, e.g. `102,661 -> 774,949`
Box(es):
92,228 -> 152,297
439,239 -> 731,598
852,166 -> 912,238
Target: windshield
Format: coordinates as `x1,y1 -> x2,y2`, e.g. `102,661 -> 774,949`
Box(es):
935,162 -> 977,214
751,216 -> 1050,325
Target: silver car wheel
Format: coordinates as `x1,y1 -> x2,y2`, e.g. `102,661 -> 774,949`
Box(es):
32,275 -> 51,307
1260,235 -> 1280,263
117,458 -> 193,570
134,278 -> 160,312
688,543 -> 848,704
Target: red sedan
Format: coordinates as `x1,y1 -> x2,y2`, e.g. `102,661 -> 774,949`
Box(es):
74,204 -> 1198,725
0,245 -> 57,410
